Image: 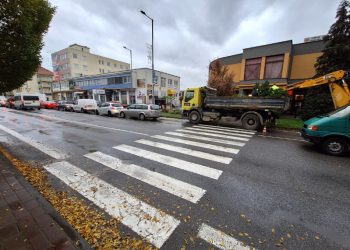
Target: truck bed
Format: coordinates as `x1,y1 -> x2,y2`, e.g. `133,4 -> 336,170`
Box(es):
205,96 -> 289,111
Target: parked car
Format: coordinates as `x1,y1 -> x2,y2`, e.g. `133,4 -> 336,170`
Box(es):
120,104 -> 161,120
96,102 -> 125,117
13,93 -> 41,110
43,101 -> 58,109
72,99 -> 98,113
5,97 -> 14,108
0,96 -> 6,107
301,104 -> 350,156
57,101 -> 74,111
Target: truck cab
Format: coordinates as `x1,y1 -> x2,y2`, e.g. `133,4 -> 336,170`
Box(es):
301,104 -> 350,155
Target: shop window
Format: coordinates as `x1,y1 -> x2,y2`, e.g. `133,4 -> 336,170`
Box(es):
244,58 -> 261,80
264,55 -> 284,79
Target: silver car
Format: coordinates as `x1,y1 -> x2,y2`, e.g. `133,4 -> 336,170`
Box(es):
120,104 -> 161,120
97,102 -> 125,117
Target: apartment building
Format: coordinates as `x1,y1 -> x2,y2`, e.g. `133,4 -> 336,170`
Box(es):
51,44 -> 130,81
52,68 -> 181,106
210,39 -> 326,95
12,67 -> 54,100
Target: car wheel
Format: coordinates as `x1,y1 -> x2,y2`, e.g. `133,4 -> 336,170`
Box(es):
189,110 -> 201,124
119,112 -> 125,118
108,111 -> 112,117
322,137 -> 349,156
242,114 -> 261,130
95,110 -> 99,115
139,113 -> 145,121
152,117 -> 158,121
81,108 -> 84,113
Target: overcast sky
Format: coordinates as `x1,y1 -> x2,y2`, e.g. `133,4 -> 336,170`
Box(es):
41,0 -> 340,89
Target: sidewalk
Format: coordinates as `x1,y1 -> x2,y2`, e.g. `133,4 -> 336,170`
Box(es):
0,155 -> 78,250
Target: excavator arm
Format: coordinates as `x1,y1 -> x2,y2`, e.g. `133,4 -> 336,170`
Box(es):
288,70 -> 350,109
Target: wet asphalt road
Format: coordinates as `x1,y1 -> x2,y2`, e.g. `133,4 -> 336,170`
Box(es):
0,107 -> 349,250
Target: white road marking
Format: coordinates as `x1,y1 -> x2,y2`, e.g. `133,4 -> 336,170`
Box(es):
196,124 -> 256,134
185,127 -> 252,137
258,134 -> 305,142
197,224 -> 253,250
152,135 -> 240,154
113,144 -> 222,180
192,126 -> 256,135
136,139 -> 232,164
85,151 -> 206,203
165,132 -> 246,147
0,124 -> 68,160
7,110 -> 149,136
176,129 -> 250,141
44,161 -> 179,248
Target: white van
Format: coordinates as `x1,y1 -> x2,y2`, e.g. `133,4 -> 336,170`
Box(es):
72,99 -> 97,113
14,93 -> 41,110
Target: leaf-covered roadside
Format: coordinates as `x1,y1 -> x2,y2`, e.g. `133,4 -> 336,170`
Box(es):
0,145 -> 154,250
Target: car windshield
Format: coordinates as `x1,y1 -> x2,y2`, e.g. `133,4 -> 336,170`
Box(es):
112,104 -> 122,107
23,96 -> 39,101
326,104 -> 350,118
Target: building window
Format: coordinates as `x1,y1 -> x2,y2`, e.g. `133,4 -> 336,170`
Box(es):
174,80 -> 179,88
73,53 -> 77,59
161,77 -> 166,87
120,65 -> 123,69
168,79 -> 173,87
264,54 -> 284,79
244,58 -> 262,80
74,64 -> 79,69
114,63 -> 117,67
107,62 -> 110,66
83,65 -> 88,71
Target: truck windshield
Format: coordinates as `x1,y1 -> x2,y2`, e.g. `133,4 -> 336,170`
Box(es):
184,90 -> 194,102
327,104 -> 350,118
23,96 -> 39,101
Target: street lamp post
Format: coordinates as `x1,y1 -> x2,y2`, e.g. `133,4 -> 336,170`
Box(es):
140,10 -> 155,104
123,46 -> 133,88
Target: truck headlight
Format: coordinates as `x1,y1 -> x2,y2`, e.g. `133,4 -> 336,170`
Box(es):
308,125 -> 318,131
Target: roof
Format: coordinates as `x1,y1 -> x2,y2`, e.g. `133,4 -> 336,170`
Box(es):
69,43 -> 90,49
37,67 -> 53,76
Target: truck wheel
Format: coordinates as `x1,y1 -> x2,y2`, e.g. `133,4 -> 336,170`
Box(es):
189,111 -> 201,124
242,114 -> 261,130
322,137 -> 349,156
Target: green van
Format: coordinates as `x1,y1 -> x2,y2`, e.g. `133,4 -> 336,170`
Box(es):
301,104 -> 350,156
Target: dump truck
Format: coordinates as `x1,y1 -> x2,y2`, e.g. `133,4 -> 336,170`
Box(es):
181,86 -> 289,130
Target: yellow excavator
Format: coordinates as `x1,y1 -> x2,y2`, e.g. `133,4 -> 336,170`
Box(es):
288,70 -> 350,109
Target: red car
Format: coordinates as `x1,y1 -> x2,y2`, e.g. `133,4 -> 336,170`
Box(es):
5,97 -> 15,108
43,101 -> 58,109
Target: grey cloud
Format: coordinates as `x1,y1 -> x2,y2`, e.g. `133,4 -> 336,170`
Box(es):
41,0 -> 340,89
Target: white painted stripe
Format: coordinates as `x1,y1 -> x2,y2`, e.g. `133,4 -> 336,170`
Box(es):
196,124 -> 256,134
85,151 -> 206,203
176,129 -> 249,142
165,132 -> 246,147
0,124 -> 67,160
258,134 -> 306,142
152,135 -> 240,154
44,161 -> 179,248
136,139 -> 232,164
193,125 -> 256,135
185,127 -> 252,138
197,224 -> 253,250
113,145 -> 222,180
8,110 -> 149,136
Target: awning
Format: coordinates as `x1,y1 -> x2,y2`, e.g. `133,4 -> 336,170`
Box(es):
167,89 -> 177,95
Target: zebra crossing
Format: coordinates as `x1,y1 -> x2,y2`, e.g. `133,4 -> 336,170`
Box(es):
43,124 -> 255,248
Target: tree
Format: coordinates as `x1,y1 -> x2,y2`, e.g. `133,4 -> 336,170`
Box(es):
208,59 -> 236,96
301,0 -> 350,120
0,0 -> 55,93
